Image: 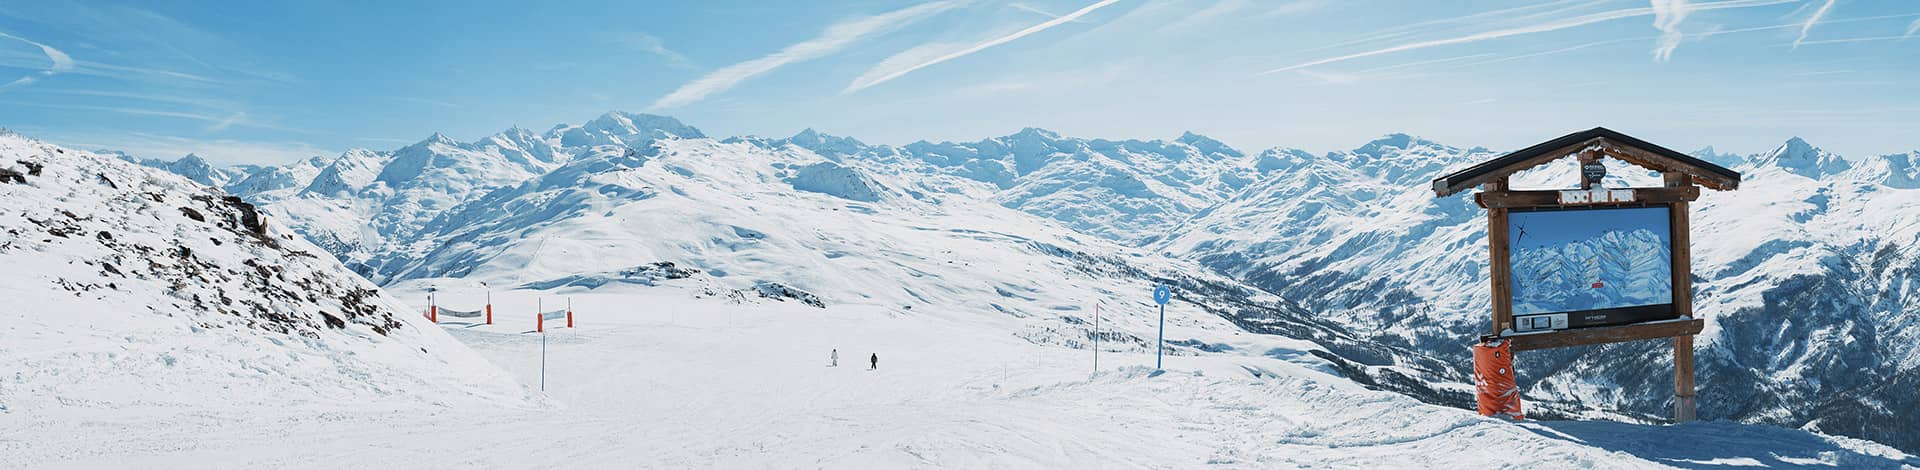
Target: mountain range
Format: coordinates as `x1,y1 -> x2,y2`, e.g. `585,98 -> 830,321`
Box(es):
121,111 -> 1920,453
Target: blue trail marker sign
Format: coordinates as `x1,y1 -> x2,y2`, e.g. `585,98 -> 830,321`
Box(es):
1153,284 -> 1170,370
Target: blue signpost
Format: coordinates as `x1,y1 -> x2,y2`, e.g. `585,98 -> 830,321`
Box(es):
1153,283 -> 1171,370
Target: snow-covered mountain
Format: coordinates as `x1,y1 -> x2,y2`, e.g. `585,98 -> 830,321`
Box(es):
129,113 -> 1920,454
0,132 -> 528,438
151,114 -> 1472,415
362,128 -> 1477,409
1161,134 -> 1920,453
732,126 -> 1281,243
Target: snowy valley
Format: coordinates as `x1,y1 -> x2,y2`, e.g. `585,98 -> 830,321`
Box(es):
6,111 -> 1919,468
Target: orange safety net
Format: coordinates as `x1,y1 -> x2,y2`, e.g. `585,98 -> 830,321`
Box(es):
1472,340 -> 1524,420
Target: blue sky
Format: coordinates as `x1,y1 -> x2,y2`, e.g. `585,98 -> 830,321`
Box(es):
1,0 -> 1916,165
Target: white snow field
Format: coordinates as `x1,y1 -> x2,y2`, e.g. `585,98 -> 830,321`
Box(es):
11,284 -> 1918,468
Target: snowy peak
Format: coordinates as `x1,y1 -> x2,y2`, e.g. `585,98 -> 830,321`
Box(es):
0,133 -> 524,413
131,152 -> 241,189
785,128 -> 868,157
422,132 -> 458,146
1690,145 -> 1746,169
1254,147 -> 1316,174
304,149 -> 386,196
1757,137 -> 1851,179
473,126 -> 566,170
1332,133 -> 1479,185
1847,151 -> 1920,189
228,155 -> 328,196
1175,131 -> 1242,159
1348,133 -> 1457,161
786,161 -> 886,202
555,111 -> 705,148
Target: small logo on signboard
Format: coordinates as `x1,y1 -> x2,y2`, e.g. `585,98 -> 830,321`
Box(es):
1153,284 -> 1172,305
1582,161 -> 1606,184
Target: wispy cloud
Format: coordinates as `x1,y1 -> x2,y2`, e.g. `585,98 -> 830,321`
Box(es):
1791,0 -> 1835,49
1906,17 -> 1920,38
1650,0 -> 1693,62
1452,37 -> 1643,69
1161,0 -> 1250,33
3,101 -> 302,134
1008,3 -> 1088,23
72,60 -> 221,84
206,112 -> 246,132
612,32 -> 694,69
846,0 -> 1119,93
1792,35 -> 1914,46
0,31 -> 75,91
21,88 -> 237,110
1262,0 -> 1327,18
396,97 -> 459,109
1685,11 -> 1920,38
1296,53 -> 1498,84
1261,0 -> 1793,74
1294,0 -> 1599,54
649,1 -> 957,110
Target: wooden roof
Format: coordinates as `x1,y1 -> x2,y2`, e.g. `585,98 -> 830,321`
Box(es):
1431,127 -> 1741,197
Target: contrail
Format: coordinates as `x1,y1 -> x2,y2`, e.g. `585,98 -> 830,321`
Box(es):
846,0 -> 1120,92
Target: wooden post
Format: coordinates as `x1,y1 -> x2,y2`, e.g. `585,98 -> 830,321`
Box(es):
1486,178 -> 1514,335
1674,335 -> 1697,421
1666,171 -> 1698,422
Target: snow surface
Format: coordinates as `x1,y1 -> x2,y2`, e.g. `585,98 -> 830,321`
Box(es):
16,281 -> 1915,468
0,132 -> 532,466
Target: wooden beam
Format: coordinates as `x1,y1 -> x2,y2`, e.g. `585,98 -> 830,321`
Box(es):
1486,178 -> 1513,335
1606,142 -> 1738,191
1440,137 -> 1605,195
1476,186 -> 1699,209
1498,319 -> 1703,351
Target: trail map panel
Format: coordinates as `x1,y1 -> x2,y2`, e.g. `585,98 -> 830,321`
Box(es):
1507,206 -> 1675,332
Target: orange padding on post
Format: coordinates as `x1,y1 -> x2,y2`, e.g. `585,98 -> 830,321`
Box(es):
1472,340 -> 1524,420
567,310 -> 573,328
537,312 -> 544,333
429,305 -> 437,323
485,304 -> 492,325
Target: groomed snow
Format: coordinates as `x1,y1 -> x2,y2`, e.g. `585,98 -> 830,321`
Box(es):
12,285 -> 1915,468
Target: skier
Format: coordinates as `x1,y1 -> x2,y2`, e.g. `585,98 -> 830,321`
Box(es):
869,353 -> 878,371
830,349 -> 838,367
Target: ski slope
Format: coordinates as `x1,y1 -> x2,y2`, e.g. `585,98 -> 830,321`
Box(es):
13,285 -> 1915,468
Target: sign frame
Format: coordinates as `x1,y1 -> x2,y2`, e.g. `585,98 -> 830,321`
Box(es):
1431,127 -> 1742,422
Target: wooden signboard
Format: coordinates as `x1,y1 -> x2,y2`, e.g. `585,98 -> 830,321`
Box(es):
1432,127 -> 1741,422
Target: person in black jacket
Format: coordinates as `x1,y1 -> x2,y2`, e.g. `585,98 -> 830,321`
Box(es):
869,353 -> 878,371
